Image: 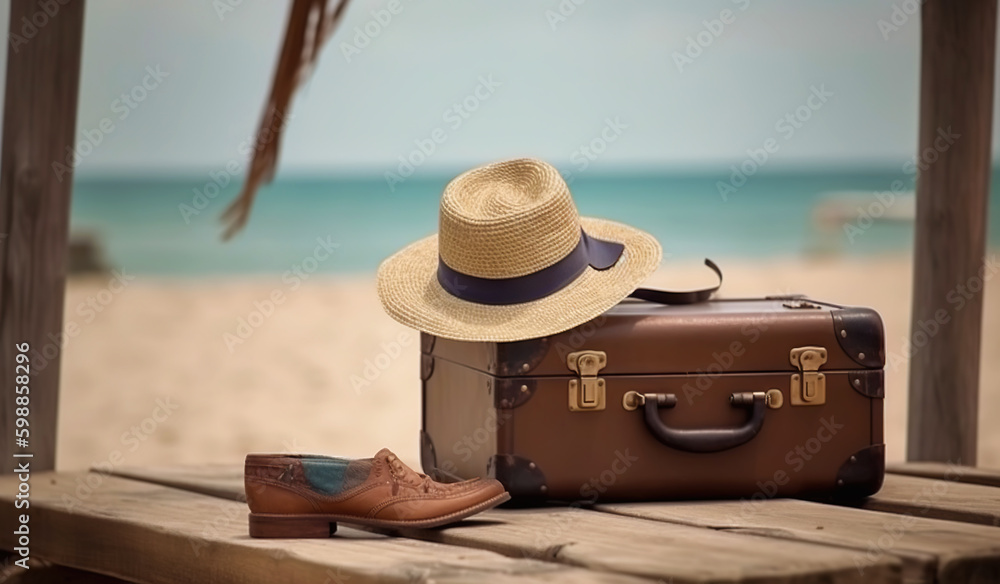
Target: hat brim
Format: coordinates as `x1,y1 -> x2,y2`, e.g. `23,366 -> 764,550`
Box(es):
376,217 -> 662,342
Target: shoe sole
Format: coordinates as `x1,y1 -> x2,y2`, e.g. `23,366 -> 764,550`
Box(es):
248,491 -> 511,538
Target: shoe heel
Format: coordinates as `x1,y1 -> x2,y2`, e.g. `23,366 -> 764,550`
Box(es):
248,514 -> 338,538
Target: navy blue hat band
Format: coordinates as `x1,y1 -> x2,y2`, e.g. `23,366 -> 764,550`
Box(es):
436,230 -> 625,306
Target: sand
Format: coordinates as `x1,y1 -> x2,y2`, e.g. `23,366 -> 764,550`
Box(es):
55,254 -> 1000,474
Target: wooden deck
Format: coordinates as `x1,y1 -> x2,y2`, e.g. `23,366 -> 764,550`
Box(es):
2,463 -> 999,583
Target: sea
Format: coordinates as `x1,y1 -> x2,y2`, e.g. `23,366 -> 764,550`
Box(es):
69,167 -> 1000,277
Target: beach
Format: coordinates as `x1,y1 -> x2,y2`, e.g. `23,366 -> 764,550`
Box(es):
56,254 -> 1000,473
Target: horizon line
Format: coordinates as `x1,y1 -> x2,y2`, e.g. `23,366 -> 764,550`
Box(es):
72,160 -> 962,182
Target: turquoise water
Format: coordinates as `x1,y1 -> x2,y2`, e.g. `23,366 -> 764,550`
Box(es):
69,168 -> 1000,276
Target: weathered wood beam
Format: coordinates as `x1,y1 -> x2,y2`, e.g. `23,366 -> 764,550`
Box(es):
907,0 -> 996,465
90,468 -> 901,583
0,472 -> 652,584
0,0 -> 86,473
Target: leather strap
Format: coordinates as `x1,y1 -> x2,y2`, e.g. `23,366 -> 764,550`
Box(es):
628,258 -> 722,305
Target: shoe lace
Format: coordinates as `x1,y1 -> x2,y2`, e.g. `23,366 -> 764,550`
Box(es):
386,454 -> 436,494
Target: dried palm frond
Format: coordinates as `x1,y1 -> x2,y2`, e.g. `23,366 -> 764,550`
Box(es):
221,0 -> 351,240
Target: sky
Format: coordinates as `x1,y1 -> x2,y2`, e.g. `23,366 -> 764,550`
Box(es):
2,0 -> 998,175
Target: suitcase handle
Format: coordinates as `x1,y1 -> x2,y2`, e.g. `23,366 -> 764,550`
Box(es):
634,391 -> 766,453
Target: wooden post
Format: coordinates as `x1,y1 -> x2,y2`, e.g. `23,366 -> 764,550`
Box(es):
0,0 -> 86,473
907,0 -> 996,465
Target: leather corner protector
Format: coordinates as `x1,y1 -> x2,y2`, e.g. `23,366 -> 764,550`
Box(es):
495,379 -> 537,410
834,443 -> 885,500
488,454 -> 547,499
831,308 -> 885,368
496,338 -> 550,376
848,370 -> 884,399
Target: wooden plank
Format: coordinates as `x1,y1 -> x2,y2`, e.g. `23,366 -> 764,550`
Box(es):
888,462 -> 1000,488
106,465 -> 1000,576
858,473 -> 1000,527
0,472 -> 639,584
390,507 -> 899,583
102,466 -> 900,583
908,0 -> 997,464
0,0 -> 87,473
594,498 -> 1000,584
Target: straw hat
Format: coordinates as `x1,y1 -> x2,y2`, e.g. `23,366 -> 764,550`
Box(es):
376,158 -> 662,342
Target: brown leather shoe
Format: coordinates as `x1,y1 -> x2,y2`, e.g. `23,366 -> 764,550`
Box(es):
245,448 -> 509,537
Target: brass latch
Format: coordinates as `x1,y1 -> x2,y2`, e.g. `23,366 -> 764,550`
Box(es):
789,346 -> 827,406
567,350 -> 607,411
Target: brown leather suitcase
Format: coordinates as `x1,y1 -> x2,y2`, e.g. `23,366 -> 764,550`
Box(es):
419,296 -> 885,502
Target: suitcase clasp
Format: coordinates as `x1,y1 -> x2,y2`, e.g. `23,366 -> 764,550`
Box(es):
790,346 -> 828,406
567,350 -> 607,412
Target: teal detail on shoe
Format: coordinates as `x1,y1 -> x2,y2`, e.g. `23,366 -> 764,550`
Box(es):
301,459 -> 350,495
